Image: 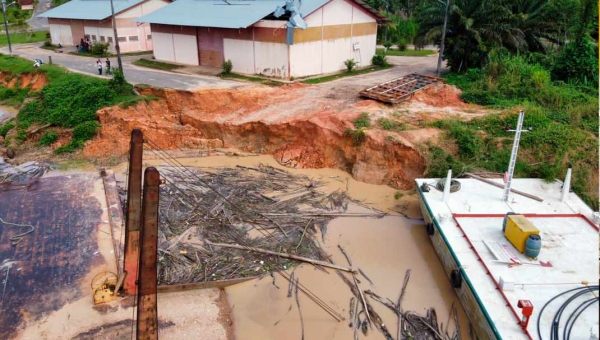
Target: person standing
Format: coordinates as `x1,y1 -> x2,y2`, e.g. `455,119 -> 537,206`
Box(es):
105,58 -> 111,75
97,59 -> 103,75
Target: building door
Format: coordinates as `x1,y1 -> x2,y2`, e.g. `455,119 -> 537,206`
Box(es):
197,28 -> 223,68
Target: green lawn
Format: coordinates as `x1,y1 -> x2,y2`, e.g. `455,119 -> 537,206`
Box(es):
0,31 -> 49,47
132,58 -> 183,71
376,48 -> 436,56
301,65 -> 392,84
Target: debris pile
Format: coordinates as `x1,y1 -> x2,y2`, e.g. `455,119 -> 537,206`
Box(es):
121,164 -> 386,285
0,159 -> 48,189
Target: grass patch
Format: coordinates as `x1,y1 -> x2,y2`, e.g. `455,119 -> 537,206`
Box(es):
354,113 -> 371,128
0,54 -> 136,154
376,48 -> 436,56
378,117 -> 406,131
118,95 -> 159,108
121,51 -> 152,57
220,72 -> 286,86
68,50 -> 113,58
132,59 -> 183,71
0,31 -> 49,47
0,120 -> 15,137
301,65 -> 392,84
38,131 -> 58,146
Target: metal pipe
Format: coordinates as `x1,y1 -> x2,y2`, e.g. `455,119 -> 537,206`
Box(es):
561,166 -> 572,202
442,168 -> 452,202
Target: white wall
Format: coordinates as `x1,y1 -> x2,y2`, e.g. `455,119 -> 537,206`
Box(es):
173,33 -> 198,65
289,41 -> 322,77
151,31 -> 174,62
321,0 -> 353,25
49,23 -> 73,46
224,38 -> 289,79
254,41 -> 288,78
224,38 -> 254,74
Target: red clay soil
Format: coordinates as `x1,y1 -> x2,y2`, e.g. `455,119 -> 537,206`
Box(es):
0,71 -> 48,91
412,83 -> 467,107
84,83 -> 479,189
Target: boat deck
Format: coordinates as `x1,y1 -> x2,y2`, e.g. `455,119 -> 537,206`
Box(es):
415,178 -> 599,340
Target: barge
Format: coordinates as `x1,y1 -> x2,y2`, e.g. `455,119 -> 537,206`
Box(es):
415,173 -> 599,340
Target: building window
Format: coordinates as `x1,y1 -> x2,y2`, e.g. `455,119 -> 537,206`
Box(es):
129,36 -> 139,42
118,37 -> 127,42
100,36 -> 105,42
147,34 -> 152,40
91,35 -> 97,41
107,37 -> 113,43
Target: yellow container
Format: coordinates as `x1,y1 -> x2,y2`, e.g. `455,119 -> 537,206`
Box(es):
504,215 -> 539,253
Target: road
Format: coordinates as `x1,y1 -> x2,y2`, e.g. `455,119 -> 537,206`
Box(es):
27,0 -> 51,31
1,44 -> 245,90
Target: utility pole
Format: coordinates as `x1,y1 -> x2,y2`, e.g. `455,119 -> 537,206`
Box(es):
109,0 -> 123,74
1,0 -> 14,56
436,0 -> 450,76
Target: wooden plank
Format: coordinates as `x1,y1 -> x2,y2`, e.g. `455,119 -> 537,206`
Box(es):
157,277 -> 256,293
136,167 -> 160,340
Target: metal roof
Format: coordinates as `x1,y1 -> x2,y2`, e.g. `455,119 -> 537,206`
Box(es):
37,0 -> 146,20
136,0 -> 386,28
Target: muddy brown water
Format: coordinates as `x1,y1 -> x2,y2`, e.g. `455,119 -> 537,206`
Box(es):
124,153 -> 469,340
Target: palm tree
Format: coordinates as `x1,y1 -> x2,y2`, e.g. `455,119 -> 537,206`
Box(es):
415,0 -> 557,71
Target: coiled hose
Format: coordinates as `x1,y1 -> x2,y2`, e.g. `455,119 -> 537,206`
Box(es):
435,179 -> 461,193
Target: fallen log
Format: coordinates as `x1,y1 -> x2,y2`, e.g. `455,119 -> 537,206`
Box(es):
205,240 -> 355,273
465,173 -> 543,202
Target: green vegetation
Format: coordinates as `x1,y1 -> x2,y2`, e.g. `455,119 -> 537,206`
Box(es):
371,53 -> 389,66
353,113 -> 371,129
132,59 -> 183,71
119,95 -> 160,108
38,131 -> 58,146
376,48 -> 435,57
378,117 -> 405,131
394,191 -> 403,200
0,120 -> 15,137
0,6 -> 32,27
0,54 -> 136,154
436,53 -> 598,209
301,65 -> 391,84
0,87 -> 29,106
344,128 -> 367,146
344,59 -> 357,72
0,31 -> 48,47
222,59 -> 233,74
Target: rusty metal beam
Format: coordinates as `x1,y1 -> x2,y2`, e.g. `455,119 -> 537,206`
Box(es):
136,167 -> 160,340
123,129 -> 144,295
359,73 -> 444,104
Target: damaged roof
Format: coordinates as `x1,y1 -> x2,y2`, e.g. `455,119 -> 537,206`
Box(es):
136,0 -> 387,28
36,0 -> 146,20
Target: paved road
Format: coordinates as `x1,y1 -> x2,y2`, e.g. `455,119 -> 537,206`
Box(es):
27,0 -> 51,31
1,44 -> 244,90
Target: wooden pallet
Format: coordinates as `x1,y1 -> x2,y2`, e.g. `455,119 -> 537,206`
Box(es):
359,73 -> 444,104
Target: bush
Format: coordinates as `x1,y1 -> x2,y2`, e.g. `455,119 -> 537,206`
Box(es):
552,37 -> 599,86
222,59 -> 233,74
372,53 -> 388,66
397,39 -> 408,51
0,121 -> 15,137
108,69 -> 130,94
383,41 -> 393,50
344,128 -> 366,145
90,41 -> 110,56
72,121 -> 100,144
353,113 -> 371,128
344,59 -> 357,72
43,40 -> 52,47
38,131 -> 58,146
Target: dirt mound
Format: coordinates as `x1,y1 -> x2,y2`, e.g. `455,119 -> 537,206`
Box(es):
0,71 -> 48,91
412,84 -> 466,107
